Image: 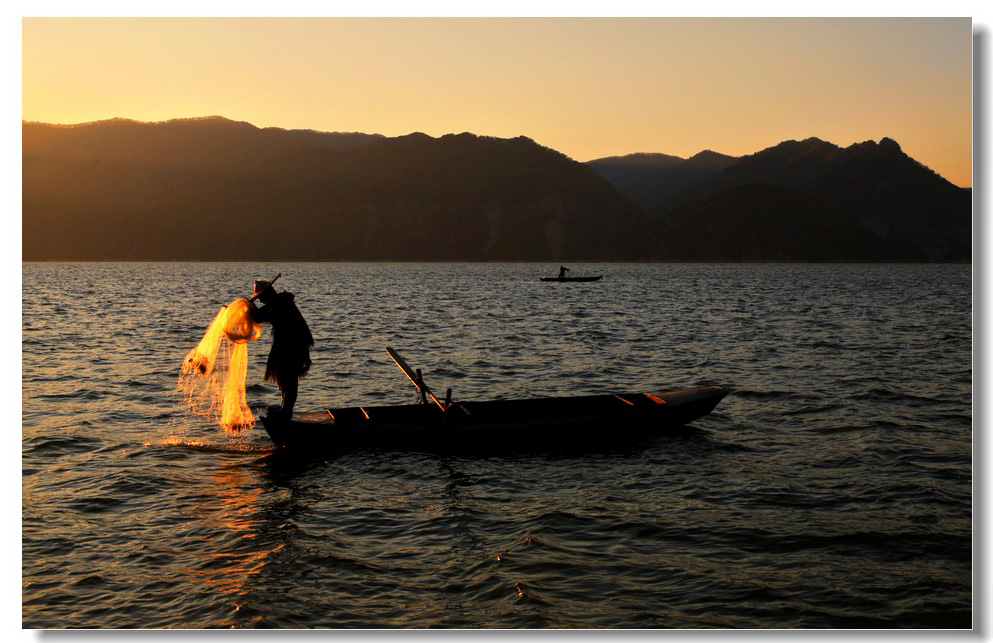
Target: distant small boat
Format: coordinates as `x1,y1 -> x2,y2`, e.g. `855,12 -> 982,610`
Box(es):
540,275 -> 603,282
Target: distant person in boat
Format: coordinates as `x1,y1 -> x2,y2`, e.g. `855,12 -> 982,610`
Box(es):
249,279 -> 315,419
558,266 -> 570,279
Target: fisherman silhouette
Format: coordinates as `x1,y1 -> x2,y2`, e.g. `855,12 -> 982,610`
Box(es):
249,278 -> 314,419
558,266 -> 570,279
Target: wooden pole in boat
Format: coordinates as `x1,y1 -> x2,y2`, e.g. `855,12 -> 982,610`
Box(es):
415,369 -> 428,405
387,347 -> 446,412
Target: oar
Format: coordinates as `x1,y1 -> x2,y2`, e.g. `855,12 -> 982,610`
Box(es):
249,272 -> 281,302
386,347 -> 446,412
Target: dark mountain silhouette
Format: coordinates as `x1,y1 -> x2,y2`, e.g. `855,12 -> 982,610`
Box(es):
588,150 -> 738,214
585,152 -> 686,197
23,118 -> 647,261
23,116 -> 382,171
590,137 -> 970,261
23,117 -> 970,262
653,184 -> 903,262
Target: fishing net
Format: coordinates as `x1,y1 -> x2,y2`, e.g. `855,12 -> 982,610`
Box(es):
179,298 -> 262,432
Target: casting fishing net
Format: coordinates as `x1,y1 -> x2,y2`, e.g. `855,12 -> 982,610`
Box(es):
179,298 -> 262,432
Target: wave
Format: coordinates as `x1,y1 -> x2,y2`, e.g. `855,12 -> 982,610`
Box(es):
729,388 -> 812,400
24,434 -> 103,457
155,436 -> 276,454
852,387 -> 945,404
37,388 -> 108,400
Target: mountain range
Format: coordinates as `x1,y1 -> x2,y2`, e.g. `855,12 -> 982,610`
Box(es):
22,116 -> 971,262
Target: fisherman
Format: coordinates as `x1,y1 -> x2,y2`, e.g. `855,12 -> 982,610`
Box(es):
249,278 -> 314,419
558,266 -> 570,279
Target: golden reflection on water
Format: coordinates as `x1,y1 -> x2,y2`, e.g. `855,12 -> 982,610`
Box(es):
179,462 -> 284,625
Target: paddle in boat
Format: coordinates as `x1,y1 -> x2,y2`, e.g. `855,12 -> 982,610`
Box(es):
260,348 -> 729,452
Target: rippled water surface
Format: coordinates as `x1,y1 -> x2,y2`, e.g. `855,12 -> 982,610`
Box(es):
22,262 -> 972,629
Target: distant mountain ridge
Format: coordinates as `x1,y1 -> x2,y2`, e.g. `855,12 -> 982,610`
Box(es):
22,116 -> 384,171
587,137 -> 970,261
23,117 -> 970,261
23,117 -> 646,261
588,149 -> 738,214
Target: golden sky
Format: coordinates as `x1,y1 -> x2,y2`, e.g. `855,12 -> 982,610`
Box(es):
22,17 -> 973,187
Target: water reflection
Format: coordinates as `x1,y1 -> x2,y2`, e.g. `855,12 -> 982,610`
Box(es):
179,460 -> 291,627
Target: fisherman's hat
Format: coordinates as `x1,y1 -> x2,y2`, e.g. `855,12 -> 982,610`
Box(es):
253,279 -> 275,298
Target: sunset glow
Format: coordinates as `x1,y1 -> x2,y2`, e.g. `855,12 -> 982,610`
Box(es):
22,17 -> 972,186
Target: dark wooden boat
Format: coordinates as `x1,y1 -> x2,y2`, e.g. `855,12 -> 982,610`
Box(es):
261,386 -> 729,452
540,275 -> 603,282
259,348 -> 729,452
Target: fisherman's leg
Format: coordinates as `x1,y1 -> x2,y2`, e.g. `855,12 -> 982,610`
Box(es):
267,374 -> 287,418
267,384 -> 283,418
281,377 -> 299,416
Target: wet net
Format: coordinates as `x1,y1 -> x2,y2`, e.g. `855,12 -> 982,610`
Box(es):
179,298 -> 262,432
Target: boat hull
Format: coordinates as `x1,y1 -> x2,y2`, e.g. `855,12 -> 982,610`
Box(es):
540,276 -> 603,282
260,386 -> 729,452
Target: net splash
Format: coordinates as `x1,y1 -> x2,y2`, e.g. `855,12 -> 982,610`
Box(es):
179,298 -> 262,432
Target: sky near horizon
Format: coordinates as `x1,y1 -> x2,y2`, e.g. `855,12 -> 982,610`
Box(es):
21,17 -> 973,187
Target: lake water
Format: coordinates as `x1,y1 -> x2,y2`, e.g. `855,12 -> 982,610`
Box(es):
21,262 -> 972,629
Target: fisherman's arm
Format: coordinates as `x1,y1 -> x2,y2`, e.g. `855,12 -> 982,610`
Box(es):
249,300 -> 272,323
